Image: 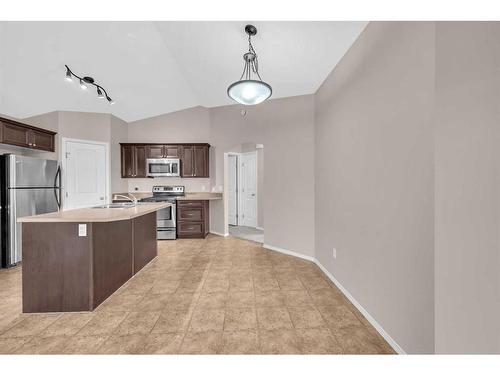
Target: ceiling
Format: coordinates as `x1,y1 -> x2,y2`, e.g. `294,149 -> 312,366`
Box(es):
0,22 -> 366,122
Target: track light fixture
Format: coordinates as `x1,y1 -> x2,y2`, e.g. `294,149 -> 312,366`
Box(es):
64,65 -> 114,105
227,24 -> 272,105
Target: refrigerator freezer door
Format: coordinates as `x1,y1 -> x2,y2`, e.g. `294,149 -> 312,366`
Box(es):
8,155 -> 59,188
7,188 -> 59,266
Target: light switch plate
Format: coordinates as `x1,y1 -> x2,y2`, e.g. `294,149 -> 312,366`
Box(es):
332,248 -> 337,259
78,224 -> 87,237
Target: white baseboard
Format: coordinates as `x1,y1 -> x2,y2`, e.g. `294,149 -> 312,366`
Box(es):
263,243 -> 405,354
314,260 -> 406,354
209,230 -> 229,237
262,243 -> 315,263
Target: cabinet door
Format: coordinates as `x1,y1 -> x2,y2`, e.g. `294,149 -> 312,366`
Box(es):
181,146 -> 194,177
30,130 -> 54,151
164,145 -> 179,158
134,146 -> 147,177
1,122 -> 29,147
121,146 -> 135,178
194,146 -> 209,177
146,145 -> 164,159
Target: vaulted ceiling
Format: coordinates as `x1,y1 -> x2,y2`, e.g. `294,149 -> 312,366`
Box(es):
0,21 -> 366,122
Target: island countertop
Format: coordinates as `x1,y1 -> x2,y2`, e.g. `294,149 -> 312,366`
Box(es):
17,202 -> 170,223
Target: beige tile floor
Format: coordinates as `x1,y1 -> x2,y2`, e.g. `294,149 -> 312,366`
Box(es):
0,235 -> 395,355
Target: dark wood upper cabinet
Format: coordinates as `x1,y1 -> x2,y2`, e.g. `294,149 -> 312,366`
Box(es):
121,145 -> 147,178
30,130 -> 54,151
181,145 -> 195,177
134,146 -> 147,177
146,145 -> 164,159
193,145 -> 209,178
1,122 -> 29,148
0,117 -> 56,152
121,143 -> 209,179
121,145 -> 135,178
164,145 -> 179,158
146,145 -> 180,159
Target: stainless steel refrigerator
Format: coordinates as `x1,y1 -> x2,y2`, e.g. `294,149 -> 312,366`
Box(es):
1,154 -> 61,268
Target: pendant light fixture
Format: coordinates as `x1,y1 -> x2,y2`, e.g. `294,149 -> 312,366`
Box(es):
227,25 -> 272,105
65,65 -> 115,105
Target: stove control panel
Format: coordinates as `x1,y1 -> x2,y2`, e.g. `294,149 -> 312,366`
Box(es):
152,185 -> 185,194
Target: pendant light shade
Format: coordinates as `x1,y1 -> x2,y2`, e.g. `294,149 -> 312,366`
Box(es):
227,80 -> 272,105
227,25 -> 272,105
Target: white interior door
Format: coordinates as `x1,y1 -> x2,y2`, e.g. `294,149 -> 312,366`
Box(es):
228,154 -> 238,226
240,152 -> 257,227
64,139 -> 108,209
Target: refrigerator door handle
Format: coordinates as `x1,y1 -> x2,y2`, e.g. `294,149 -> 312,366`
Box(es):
53,166 -> 61,209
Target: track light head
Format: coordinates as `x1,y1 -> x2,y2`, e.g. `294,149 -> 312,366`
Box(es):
97,87 -> 105,98
65,68 -> 73,82
79,79 -> 88,90
107,96 -> 115,105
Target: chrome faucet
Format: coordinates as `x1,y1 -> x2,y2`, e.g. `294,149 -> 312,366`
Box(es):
113,194 -> 138,204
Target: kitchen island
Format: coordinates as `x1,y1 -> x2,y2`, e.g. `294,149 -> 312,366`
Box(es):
17,202 -> 169,313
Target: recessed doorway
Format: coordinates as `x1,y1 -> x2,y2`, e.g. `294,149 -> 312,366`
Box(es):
225,145 -> 264,243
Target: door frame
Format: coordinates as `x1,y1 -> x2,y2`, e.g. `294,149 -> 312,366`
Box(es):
61,137 -> 111,210
240,151 -> 258,228
227,152 -> 241,226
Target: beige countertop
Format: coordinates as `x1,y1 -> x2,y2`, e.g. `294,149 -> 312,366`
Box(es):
177,192 -> 223,200
18,202 -> 170,223
112,192 -> 223,201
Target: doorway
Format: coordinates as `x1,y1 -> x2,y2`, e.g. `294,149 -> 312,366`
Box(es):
226,149 -> 264,243
61,138 -> 110,210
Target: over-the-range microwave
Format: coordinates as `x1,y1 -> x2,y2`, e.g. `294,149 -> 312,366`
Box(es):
146,158 -> 180,177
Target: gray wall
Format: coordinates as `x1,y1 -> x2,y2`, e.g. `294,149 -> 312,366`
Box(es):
126,106 -> 211,193
210,95 -> 315,257
434,22 -> 500,354
22,110 -> 129,195
110,115 -> 129,194
314,22 -> 435,354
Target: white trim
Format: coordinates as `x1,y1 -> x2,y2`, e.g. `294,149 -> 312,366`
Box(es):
240,151 -> 258,228
314,261 -> 406,354
256,226 -> 264,231
227,153 -> 239,226
262,242 -> 406,354
61,137 -> 111,210
263,243 -> 315,263
209,230 -> 229,237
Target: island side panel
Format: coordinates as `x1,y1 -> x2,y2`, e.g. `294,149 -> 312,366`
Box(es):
92,219 -> 133,308
22,222 -> 92,313
132,211 -> 157,274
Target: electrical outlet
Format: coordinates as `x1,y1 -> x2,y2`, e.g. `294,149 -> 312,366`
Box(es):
332,248 -> 337,259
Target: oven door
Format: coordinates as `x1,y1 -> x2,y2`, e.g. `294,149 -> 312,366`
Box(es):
157,204 -> 176,228
146,158 -> 180,177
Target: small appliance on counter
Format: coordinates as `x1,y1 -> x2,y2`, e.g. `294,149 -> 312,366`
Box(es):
139,185 -> 184,240
0,154 -> 61,268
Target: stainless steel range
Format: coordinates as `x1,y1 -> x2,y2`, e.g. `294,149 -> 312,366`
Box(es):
139,185 -> 184,240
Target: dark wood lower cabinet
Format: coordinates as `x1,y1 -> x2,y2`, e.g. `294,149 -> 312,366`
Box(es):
22,212 -> 158,313
177,200 -> 209,238
132,212 -> 157,274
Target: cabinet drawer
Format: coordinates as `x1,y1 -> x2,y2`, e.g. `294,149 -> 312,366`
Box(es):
177,200 -> 203,208
178,208 -> 203,221
177,221 -> 204,235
